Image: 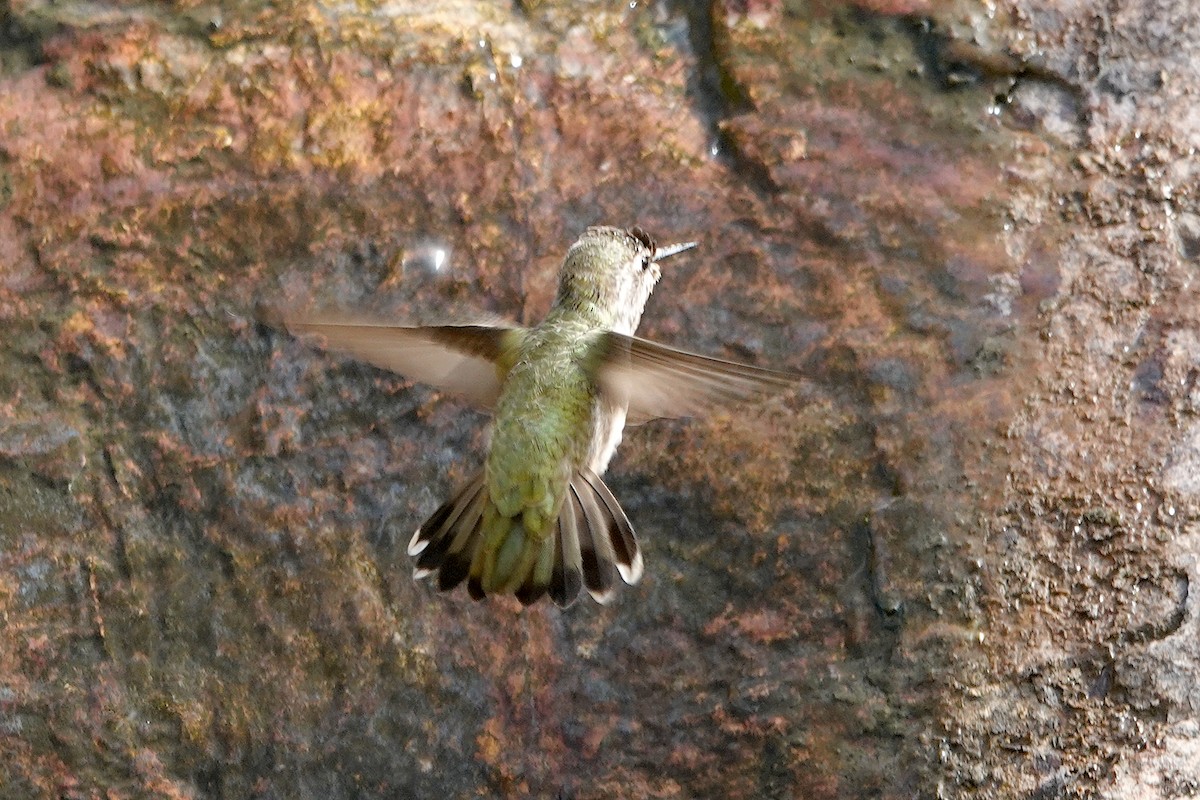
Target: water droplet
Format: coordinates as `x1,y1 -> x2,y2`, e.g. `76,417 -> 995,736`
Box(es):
402,242 -> 452,276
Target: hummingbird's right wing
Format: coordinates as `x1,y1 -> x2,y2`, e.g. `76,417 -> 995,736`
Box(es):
595,332 -> 801,423
285,317 -> 527,408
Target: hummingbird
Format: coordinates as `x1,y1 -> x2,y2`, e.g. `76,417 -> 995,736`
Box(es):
287,226 -> 798,608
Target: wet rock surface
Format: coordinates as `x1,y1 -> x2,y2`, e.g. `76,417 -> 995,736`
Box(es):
0,0 -> 1197,797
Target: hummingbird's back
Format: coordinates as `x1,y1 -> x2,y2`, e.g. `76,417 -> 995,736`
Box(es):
486,320 -> 598,536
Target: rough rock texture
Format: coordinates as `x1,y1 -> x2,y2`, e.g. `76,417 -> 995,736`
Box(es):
0,0 -> 1197,797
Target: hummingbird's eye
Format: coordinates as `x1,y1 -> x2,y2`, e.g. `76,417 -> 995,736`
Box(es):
640,254 -> 653,271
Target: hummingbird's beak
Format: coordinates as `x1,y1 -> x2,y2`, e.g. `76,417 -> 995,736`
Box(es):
653,240 -> 698,262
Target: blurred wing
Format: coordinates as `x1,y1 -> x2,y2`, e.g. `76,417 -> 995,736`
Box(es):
286,316 -> 527,408
595,332 -> 800,423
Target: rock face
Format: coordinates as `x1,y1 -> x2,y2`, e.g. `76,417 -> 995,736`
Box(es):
0,0 -> 1197,797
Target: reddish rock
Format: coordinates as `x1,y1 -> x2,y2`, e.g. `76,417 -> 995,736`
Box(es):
1,0 -> 1198,798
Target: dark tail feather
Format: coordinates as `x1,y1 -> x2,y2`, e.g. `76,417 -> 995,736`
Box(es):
515,528 -> 555,606
568,471 -> 643,604
570,481 -> 615,603
407,474 -> 488,592
408,474 -> 484,564
579,468 -> 643,584
549,504 -> 585,608
408,470 -> 642,607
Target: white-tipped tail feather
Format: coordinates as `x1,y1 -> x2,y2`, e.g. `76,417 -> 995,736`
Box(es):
407,469 -> 642,607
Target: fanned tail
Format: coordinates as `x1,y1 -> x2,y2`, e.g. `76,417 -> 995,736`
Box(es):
407,469 -> 643,607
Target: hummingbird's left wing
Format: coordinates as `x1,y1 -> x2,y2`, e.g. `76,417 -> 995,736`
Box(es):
595,332 -> 801,423
286,317 -> 527,408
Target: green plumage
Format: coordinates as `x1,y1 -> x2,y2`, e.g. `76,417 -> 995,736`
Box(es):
477,316 -> 597,595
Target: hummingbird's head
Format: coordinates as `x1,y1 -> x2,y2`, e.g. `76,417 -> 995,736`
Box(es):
555,226 -> 696,335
